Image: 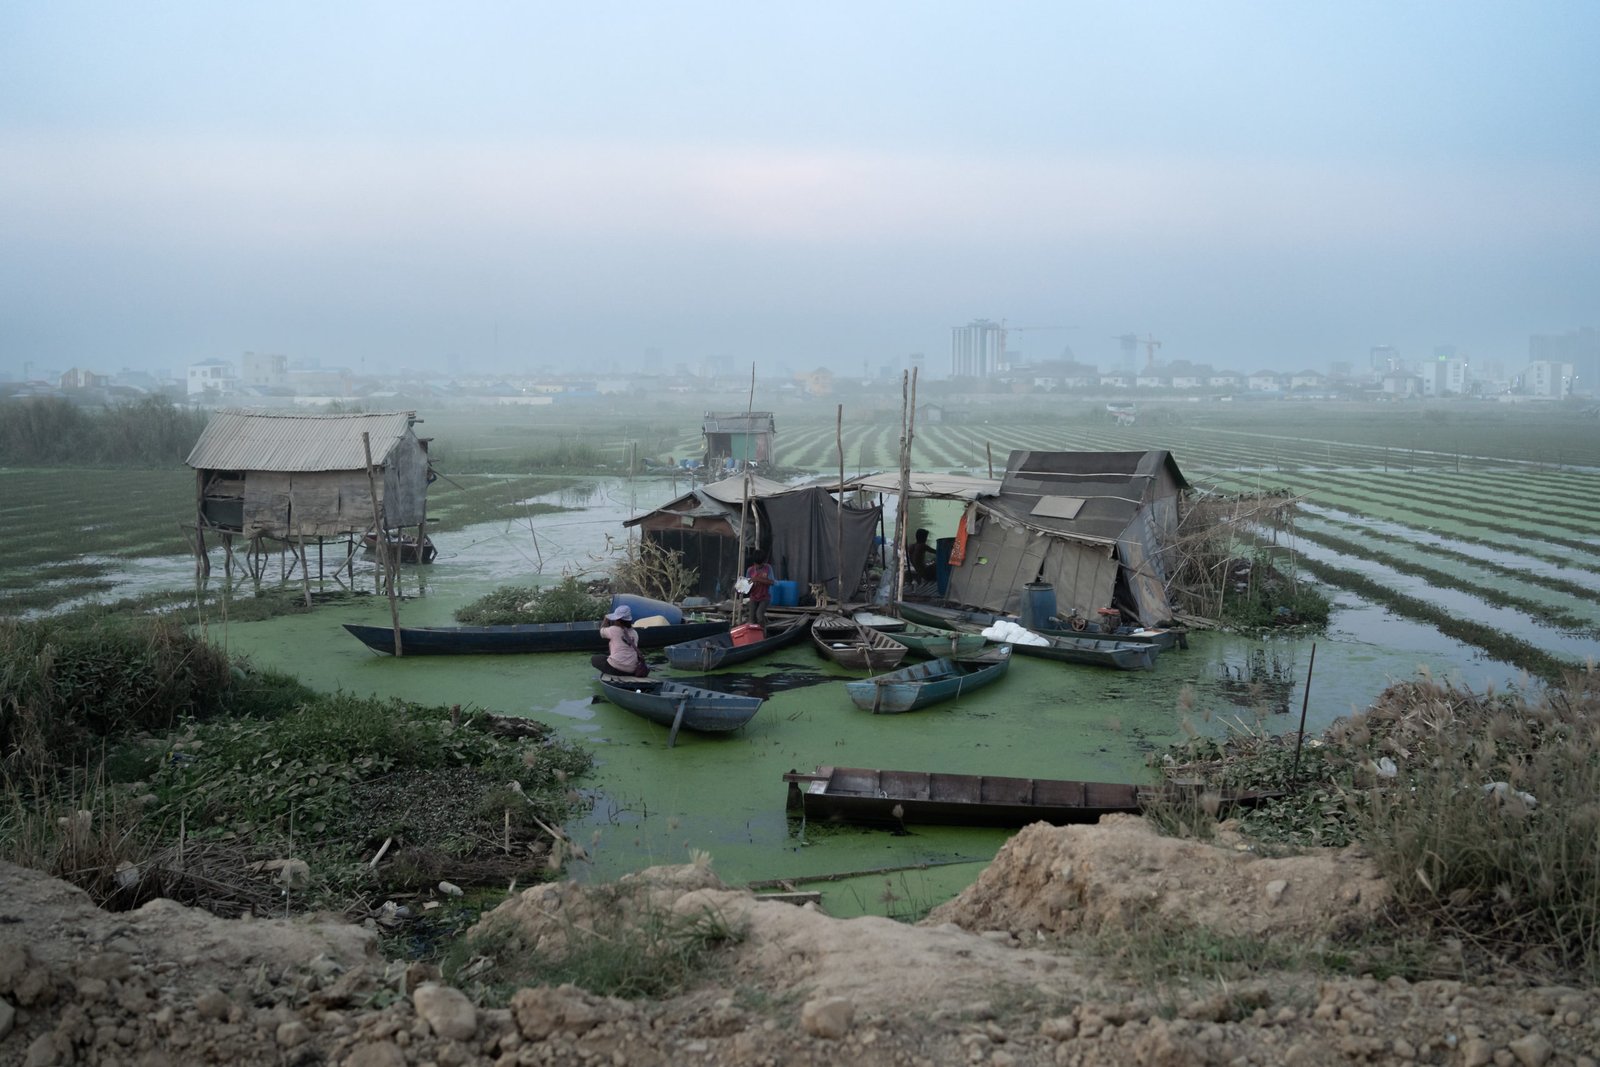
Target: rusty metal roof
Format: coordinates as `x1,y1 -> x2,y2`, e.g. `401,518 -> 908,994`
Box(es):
185,409 -> 418,472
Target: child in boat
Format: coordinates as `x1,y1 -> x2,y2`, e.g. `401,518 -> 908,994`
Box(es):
592,605 -> 650,677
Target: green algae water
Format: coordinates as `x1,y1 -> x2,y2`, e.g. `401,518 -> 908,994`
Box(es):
216,582 -> 1505,919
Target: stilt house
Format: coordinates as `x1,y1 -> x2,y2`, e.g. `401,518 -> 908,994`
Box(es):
184,409 -> 431,575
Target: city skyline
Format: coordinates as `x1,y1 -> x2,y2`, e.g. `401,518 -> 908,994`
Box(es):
3,3 -> 1597,379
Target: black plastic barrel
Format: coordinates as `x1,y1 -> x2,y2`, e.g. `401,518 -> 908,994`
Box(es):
1020,581 -> 1057,629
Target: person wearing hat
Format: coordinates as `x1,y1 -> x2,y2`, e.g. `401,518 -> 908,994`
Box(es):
592,604 -> 649,677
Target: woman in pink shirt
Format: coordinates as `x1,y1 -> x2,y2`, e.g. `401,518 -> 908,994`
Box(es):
591,605 -> 649,677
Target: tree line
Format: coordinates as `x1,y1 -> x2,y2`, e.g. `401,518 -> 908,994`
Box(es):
0,397 -> 208,466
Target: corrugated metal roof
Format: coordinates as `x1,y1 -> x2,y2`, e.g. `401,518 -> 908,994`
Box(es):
702,412 -> 775,434
185,409 -> 418,472
841,472 -> 1002,500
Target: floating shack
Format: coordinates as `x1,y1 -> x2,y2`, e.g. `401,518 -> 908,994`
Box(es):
948,450 -> 1188,626
624,474 -> 879,602
701,411 -> 775,470
184,409 -> 432,583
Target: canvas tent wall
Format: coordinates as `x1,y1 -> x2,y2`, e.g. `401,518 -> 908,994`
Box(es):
943,450 -> 1188,626
625,474 -> 879,602
185,410 -> 431,576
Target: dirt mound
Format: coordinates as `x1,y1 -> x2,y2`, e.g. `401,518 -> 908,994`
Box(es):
928,814 -> 1391,941
4,822 -> 1598,1067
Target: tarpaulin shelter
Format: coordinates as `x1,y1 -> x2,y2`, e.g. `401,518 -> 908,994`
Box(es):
941,450 -> 1189,626
625,474 -> 880,602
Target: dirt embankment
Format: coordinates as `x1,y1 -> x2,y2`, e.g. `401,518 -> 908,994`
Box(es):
3,816 -> 1596,1067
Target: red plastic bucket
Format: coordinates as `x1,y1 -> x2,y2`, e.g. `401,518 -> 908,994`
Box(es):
730,623 -> 765,646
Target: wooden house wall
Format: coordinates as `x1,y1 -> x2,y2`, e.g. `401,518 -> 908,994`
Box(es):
241,471 -> 379,538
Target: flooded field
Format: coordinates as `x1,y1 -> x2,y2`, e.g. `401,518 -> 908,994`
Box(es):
5,461 -> 1546,917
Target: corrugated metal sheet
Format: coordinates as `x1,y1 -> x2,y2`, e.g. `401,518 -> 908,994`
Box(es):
185,409 -> 417,472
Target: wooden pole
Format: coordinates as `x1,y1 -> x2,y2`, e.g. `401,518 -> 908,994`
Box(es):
835,403 -> 845,603
363,432 -> 403,656
892,369 -> 918,609
733,363 -> 756,623
1290,643 -> 1317,782
986,441 -> 994,480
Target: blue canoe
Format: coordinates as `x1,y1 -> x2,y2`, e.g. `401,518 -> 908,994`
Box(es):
596,676 -> 765,746
663,615 -> 811,672
844,646 -> 1011,713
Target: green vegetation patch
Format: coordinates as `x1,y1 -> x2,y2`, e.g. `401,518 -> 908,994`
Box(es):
454,575 -> 609,624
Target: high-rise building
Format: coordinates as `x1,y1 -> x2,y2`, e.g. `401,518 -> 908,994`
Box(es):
1529,328 -> 1597,397
950,320 -> 1004,378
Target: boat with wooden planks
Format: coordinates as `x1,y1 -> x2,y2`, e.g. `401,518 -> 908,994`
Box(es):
663,615 -> 812,672
851,610 -> 907,633
597,676 -> 765,746
343,618 -> 729,656
896,600 -> 1186,650
361,532 -> 437,564
1009,632 -> 1158,671
843,646 -> 1011,713
891,622 -> 989,660
809,613 -> 909,671
784,765 -> 1280,827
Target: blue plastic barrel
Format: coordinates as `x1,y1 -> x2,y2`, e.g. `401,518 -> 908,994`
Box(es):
770,580 -> 799,607
1020,581 -> 1057,630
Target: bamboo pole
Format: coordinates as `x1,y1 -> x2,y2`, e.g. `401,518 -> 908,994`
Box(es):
363,432 -> 403,656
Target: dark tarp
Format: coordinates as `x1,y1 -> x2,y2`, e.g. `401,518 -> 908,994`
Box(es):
761,487 -> 881,602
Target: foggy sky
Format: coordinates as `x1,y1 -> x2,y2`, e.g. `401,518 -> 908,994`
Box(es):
2,2 -> 1597,379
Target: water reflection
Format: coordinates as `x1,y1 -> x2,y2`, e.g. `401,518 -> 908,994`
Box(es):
1216,646 -> 1297,715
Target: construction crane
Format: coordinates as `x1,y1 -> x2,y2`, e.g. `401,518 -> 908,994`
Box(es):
1112,333 -> 1162,370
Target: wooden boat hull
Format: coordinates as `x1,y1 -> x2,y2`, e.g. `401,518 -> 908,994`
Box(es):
663,616 -> 810,671
784,765 -> 1275,828
810,615 -> 909,671
896,600 -> 1186,650
598,677 -> 764,742
1010,635 -> 1158,671
344,618 -> 729,656
362,533 -> 437,564
843,648 -> 1011,713
893,623 -> 988,660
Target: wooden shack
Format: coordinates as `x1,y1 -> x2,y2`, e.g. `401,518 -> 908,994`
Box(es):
701,411 -> 775,470
184,409 -> 432,582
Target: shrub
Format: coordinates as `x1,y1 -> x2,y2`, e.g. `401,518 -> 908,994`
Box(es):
1343,670 -> 1600,979
0,616 -> 239,780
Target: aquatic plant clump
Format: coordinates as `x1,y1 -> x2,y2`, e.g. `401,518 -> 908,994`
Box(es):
452,576 -> 610,625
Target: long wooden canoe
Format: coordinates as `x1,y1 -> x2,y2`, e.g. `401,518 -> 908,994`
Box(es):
892,622 -> 989,660
344,618 -> 729,656
597,676 -> 764,746
810,614 -> 909,671
663,615 -> 812,672
895,600 -> 1187,650
843,646 -> 1011,713
784,765 -> 1278,828
1009,632 -> 1158,671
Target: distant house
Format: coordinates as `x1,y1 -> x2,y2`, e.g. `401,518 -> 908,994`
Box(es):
943,449 -> 1189,627
1209,372 -> 1243,390
1289,370 -> 1326,391
1099,373 -> 1133,389
1381,372 -> 1423,397
187,359 -> 239,399
1135,373 -> 1169,389
59,367 -> 109,390
702,411 -> 776,469
1247,370 -> 1284,392
184,409 -> 432,580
